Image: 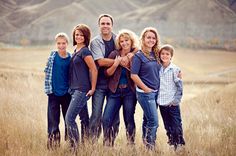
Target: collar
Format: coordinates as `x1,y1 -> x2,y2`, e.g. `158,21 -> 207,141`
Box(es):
97,32 -> 116,44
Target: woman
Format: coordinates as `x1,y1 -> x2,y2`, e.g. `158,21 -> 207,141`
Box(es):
102,29 -> 138,146
65,24 -> 97,149
130,27 -> 161,150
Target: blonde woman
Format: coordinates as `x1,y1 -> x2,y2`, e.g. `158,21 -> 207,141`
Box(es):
102,29 -> 138,146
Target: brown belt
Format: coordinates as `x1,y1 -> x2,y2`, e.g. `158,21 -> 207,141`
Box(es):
118,84 -> 128,89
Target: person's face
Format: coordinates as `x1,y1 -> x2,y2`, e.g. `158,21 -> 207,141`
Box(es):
56,37 -> 67,52
99,17 -> 113,35
143,31 -> 156,49
74,30 -> 85,45
119,36 -> 132,51
160,49 -> 172,64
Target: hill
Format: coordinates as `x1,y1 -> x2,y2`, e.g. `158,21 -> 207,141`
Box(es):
0,0 -> 236,49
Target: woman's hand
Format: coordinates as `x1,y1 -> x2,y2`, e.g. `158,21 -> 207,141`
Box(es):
114,56 -> 122,67
86,89 -> 95,97
143,87 -> 153,93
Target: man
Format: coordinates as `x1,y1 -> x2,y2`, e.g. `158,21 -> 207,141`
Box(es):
89,14 -> 129,143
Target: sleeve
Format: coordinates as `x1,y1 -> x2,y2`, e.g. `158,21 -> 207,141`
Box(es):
173,67 -> 183,104
173,67 -> 181,83
90,39 -> 104,61
81,48 -> 92,59
130,54 -> 141,74
108,50 -> 117,59
44,51 -> 54,73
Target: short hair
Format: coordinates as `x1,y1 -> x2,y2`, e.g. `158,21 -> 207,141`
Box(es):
55,32 -> 69,43
140,27 -> 160,59
115,29 -> 139,51
159,44 -> 175,57
98,14 -> 114,25
72,24 -> 91,47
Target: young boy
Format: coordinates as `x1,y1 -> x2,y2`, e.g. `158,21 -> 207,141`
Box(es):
44,32 -> 71,149
157,44 -> 185,150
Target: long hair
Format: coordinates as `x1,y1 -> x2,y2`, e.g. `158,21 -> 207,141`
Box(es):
140,27 -> 160,60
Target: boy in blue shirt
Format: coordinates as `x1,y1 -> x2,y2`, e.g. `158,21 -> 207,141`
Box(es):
157,44 -> 185,150
44,32 -> 71,149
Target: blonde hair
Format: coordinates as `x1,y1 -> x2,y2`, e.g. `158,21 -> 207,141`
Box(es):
115,29 -> 139,51
140,27 -> 160,60
55,32 -> 69,43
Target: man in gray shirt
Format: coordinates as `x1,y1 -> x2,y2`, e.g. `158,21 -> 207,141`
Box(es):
89,14 -> 128,144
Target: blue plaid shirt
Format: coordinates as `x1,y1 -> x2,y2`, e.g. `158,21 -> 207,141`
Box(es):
157,63 -> 183,106
44,51 -> 71,94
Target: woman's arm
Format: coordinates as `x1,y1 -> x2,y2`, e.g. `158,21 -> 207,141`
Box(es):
105,56 -> 122,76
130,74 -> 153,93
84,55 -> 98,96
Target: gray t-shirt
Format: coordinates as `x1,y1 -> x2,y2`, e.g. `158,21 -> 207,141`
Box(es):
90,33 -> 116,89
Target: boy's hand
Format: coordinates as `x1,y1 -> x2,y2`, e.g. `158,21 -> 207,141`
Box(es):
177,70 -> 182,79
168,101 -> 178,107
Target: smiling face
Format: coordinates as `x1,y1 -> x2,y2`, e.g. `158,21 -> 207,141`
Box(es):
143,31 -> 157,49
160,49 -> 172,64
74,29 -> 85,45
119,35 -> 132,51
56,37 -> 68,53
99,16 -> 113,36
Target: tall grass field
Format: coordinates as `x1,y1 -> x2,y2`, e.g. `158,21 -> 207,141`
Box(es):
0,47 -> 235,156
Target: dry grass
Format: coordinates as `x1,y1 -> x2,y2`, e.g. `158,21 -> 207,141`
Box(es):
0,47 -> 236,156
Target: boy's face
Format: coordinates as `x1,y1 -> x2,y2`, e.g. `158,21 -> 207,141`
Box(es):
160,49 -> 172,64
56,37 -> 68,52
99,17 -> 113,36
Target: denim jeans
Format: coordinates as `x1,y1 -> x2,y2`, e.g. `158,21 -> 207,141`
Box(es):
159,105 -> 185,146
102,87 -> 136,146
136,91 -> 158,149
89,88 -> 120,142
47,93 -> 71,149
65,90 -> 89,147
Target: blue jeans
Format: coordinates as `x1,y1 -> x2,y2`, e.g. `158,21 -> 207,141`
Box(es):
89,88 -> 120,142
136,91 -> 158,149
159,105 -> 185,146
65,90 -> 89,147
47,93 -> 71,149
102,87 -> 136,146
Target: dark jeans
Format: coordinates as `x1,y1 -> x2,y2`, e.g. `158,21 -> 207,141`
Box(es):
136,91 -> 158,150
159,105 -> 185,147
65,90 -> 89,148
89,88 -> 120,142
102,87 -> 136,146
47,93 -> 71,149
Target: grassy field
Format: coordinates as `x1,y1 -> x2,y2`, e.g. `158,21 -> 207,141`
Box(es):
0,47 -> 235,156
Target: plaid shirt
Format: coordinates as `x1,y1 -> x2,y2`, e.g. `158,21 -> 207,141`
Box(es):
157,63 -> 183,106
44,51 -> 57,94
44,51 -> 71,94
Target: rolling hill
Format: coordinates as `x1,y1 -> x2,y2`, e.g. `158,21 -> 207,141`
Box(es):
0,0 -> 236,49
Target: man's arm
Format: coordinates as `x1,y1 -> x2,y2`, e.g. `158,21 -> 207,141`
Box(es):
90,39 -> 114,67
96,58 -> 114,67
